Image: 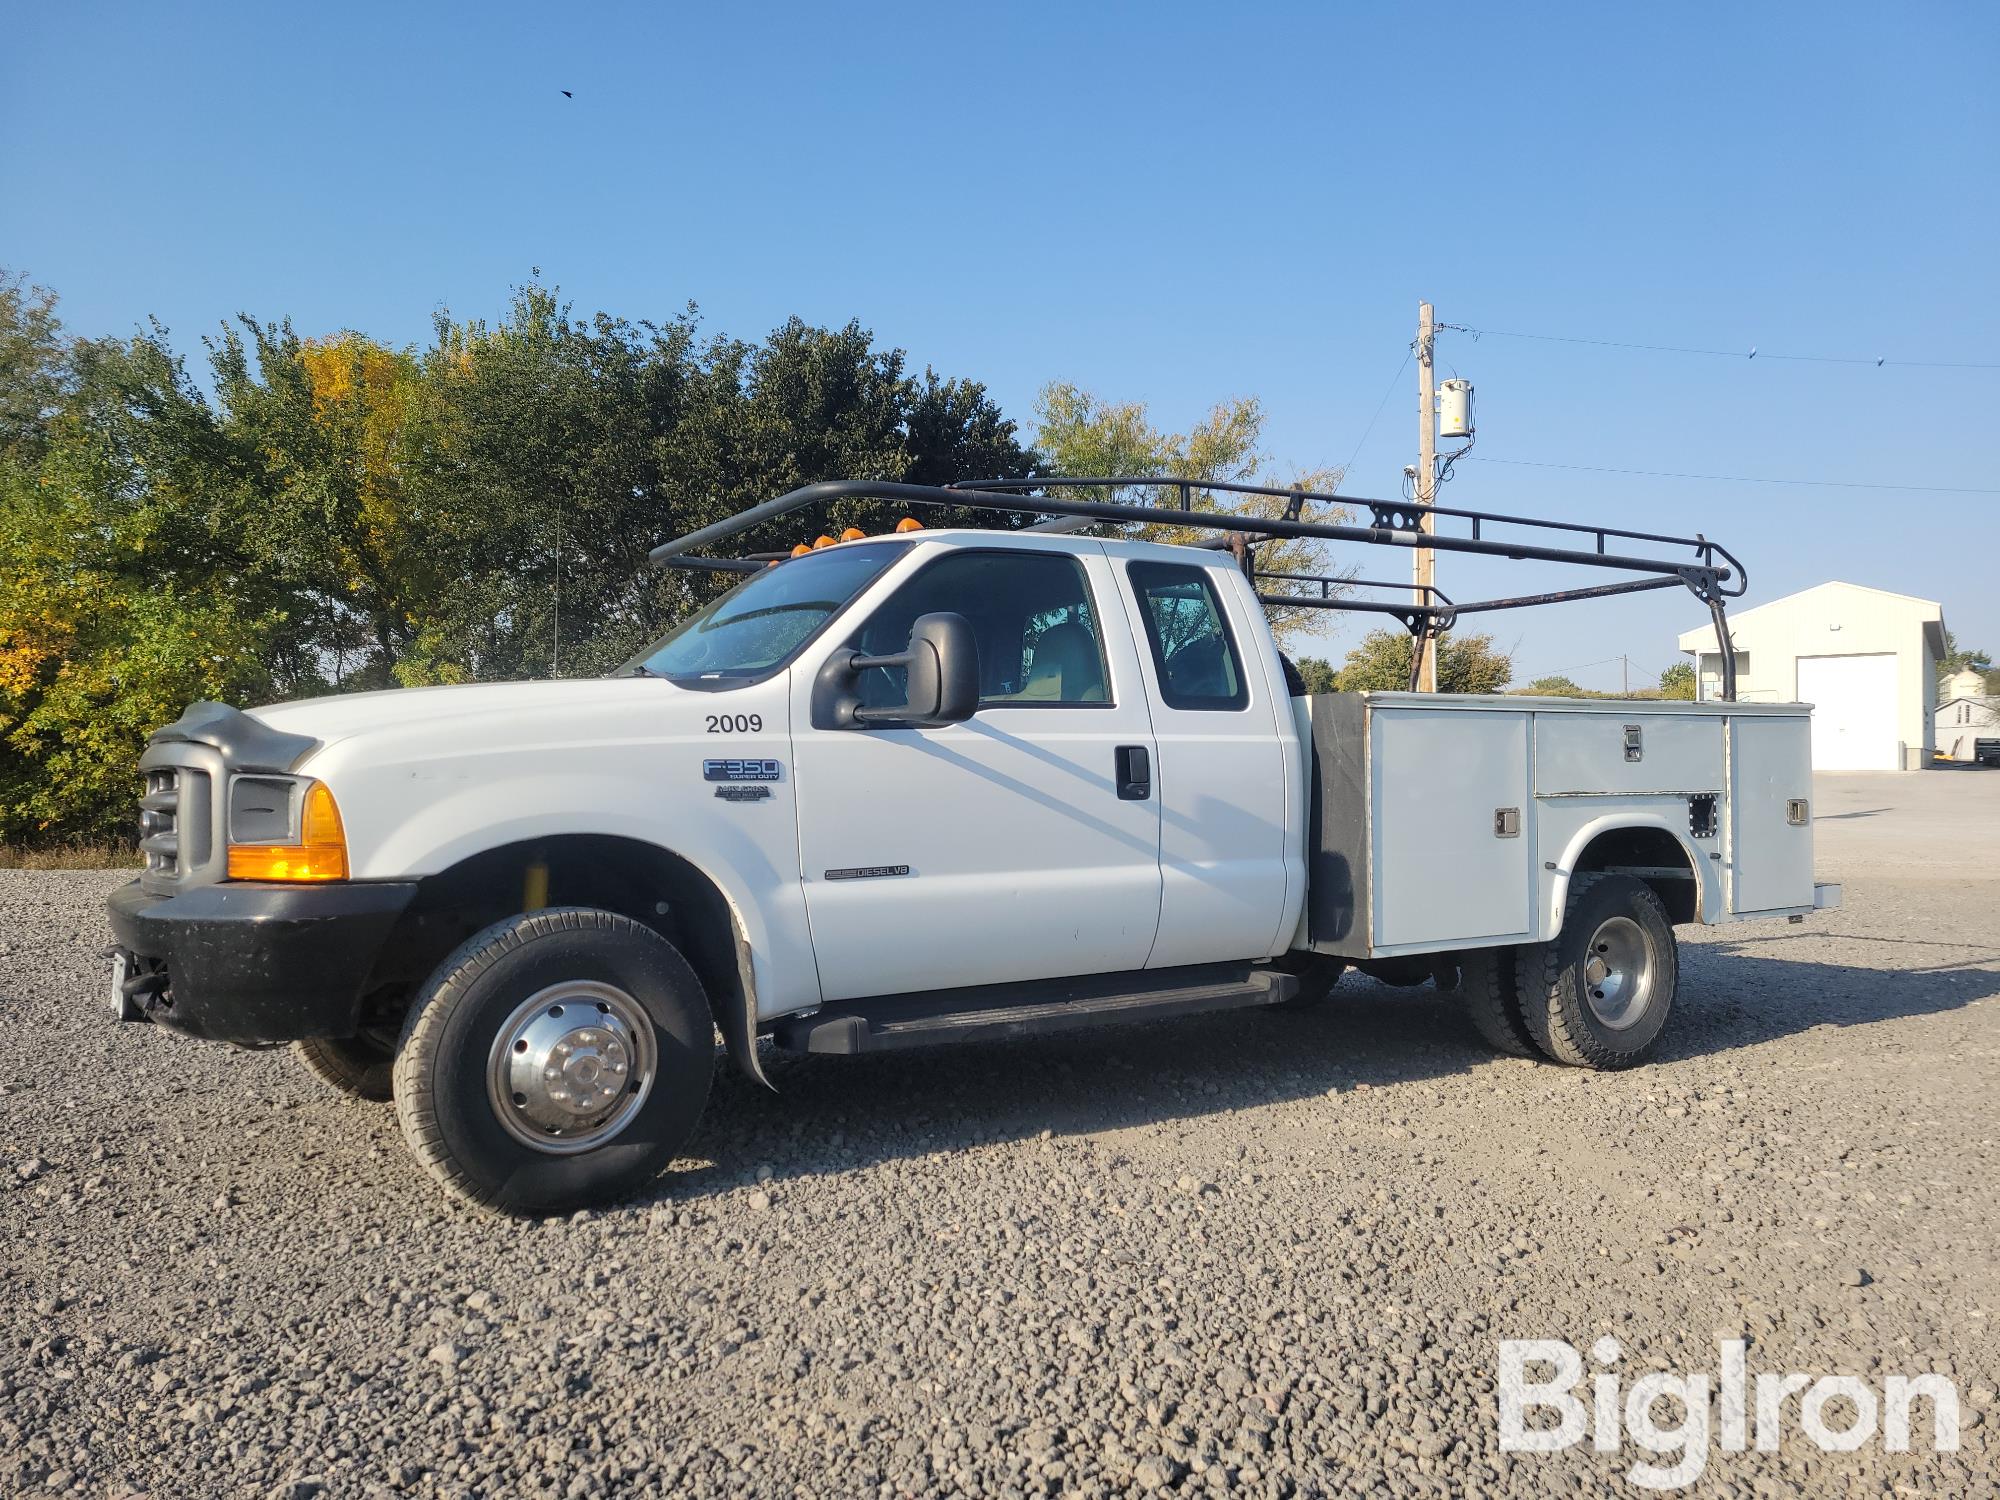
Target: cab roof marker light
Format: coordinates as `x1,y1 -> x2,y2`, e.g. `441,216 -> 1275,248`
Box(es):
839,527 -> 866,542
895,518 -> 923,532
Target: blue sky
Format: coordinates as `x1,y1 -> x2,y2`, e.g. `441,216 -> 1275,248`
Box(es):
6,1 -> 1996,684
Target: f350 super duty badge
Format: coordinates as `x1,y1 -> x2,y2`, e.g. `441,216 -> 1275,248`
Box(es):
704,758 -> 782,782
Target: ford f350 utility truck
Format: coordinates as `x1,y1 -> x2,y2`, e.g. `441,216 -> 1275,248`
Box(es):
107,476 -> 1840,1214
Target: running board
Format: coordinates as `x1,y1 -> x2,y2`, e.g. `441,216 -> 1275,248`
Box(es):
771,963 -> 1298,1055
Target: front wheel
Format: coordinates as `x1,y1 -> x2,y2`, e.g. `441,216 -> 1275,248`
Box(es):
1517,874 -> 1678,1069
392,908 -> 715,1214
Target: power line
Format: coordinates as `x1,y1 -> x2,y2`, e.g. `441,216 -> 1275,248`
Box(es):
1517,653 -> 1684,686
1340,348 -> 1411,480
1440,323 -> 2000,371
1463,455 -> 2000,496
1522,654 -> 1626,679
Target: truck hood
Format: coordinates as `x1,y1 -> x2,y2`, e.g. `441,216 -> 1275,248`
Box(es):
250,678 -> 678,754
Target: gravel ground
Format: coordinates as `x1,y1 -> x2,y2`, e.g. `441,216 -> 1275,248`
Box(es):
3,771 -> 1995,1498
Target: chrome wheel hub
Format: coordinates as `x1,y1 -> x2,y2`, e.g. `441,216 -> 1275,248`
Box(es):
487,981 -> 656,1154
1581,915 -> 1653,1030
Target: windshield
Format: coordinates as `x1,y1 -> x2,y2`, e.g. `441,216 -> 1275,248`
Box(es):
622,542 -> 906,681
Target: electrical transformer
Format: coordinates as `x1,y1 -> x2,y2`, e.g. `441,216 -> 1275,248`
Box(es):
1438,378 -> 1474,440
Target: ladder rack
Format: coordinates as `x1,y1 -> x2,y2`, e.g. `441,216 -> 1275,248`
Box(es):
647,476 -> 1747,699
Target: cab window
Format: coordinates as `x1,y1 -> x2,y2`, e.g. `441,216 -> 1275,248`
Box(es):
624,543 -> 903,682
848,551 -> 1110,709
1126,561 -> 1248,711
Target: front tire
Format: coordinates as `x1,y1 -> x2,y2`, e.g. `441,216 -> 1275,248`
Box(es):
1518,874 -> 1678,1069
392,908 -> 715,1215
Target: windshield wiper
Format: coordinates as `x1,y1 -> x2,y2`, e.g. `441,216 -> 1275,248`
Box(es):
624,663 -> 668,680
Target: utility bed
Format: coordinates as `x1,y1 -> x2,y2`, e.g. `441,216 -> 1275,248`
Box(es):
1299,692 -> 1830,960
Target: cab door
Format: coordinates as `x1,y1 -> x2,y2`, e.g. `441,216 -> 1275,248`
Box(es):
1113,556 -> 1293,967
789,541 -> 1163,1002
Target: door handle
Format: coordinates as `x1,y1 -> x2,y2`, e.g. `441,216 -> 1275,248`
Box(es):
1115,745 -> 1151,801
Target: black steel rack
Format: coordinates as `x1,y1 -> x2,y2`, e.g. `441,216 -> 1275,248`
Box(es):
648,476 -> 1746,699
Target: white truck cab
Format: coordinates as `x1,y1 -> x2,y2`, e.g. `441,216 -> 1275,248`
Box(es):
107,477 -> 1839,1213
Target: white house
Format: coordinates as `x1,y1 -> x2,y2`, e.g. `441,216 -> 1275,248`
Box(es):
1678,581 -> 1946,771
1936,696 -> 1999,761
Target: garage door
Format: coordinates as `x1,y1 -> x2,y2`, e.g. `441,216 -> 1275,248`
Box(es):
1797,653 -> 1899,770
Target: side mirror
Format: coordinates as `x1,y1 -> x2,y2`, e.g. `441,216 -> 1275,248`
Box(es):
819,612 -> 980,728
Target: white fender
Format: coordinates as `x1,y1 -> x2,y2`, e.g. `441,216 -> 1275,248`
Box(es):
1543,812 -> 1720,940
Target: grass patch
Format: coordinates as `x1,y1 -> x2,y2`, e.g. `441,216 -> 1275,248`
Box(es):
0,841 -> 142,870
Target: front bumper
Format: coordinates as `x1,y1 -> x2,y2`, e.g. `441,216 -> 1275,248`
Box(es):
107,879 -> 417,1046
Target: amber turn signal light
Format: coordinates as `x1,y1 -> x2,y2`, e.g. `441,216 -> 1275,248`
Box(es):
227,780 -> 349,881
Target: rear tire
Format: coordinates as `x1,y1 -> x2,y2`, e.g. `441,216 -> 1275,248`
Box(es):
393,907 -> 715,1215
295,1035 -> 394,1101
1459,945 -> 1540,1059
1518,874 -> 1677,1069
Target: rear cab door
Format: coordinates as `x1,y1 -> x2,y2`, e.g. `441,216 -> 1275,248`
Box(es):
1111,548 -> 1300,966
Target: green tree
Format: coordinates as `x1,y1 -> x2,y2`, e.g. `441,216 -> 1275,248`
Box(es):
1658,661 -> 1697,700
0,271 -> 69,464
1934,626 -> 1993,695
1032,382 -> 1343,646
1333,629 -> 1513,693
414,294 -> 1040,682
1294,656 -> 1340,694
0,273 -> 1041,844
0,322 -> 284,839
1525,675 -> 1586,697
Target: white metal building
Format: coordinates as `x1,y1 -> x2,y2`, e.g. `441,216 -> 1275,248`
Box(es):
1677,582 -> 1946,771
1936,696 -> 1999,761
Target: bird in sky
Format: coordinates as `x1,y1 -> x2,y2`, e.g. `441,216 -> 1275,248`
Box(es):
561,90 -> 573,99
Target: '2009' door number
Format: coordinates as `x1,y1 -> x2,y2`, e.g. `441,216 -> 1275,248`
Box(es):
705,714 -> 763,733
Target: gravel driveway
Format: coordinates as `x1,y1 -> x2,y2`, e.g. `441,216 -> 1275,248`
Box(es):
4,772 -> 1995,1497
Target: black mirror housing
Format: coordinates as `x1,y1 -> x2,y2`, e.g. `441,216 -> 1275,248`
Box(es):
904,613 -> 980,724
813,611 -> 981,729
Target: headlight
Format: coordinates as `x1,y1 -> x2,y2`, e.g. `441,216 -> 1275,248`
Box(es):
225,775 -> 349,881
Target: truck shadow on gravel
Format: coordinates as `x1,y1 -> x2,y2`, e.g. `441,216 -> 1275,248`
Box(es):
661,944 -> 2000,1203
1662,941 -> 2000,1061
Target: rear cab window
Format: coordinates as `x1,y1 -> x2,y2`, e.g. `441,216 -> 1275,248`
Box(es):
1125,561 -> 1249,711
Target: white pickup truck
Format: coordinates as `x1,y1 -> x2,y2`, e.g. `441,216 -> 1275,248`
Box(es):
107,477 -> 1839,1213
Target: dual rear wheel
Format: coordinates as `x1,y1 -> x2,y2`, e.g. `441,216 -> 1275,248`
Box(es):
1462,873 -> 1679,1069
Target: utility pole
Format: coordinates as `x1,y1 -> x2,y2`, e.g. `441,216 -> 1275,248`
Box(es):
1414,301 -> 1438,692
1622,654 -> 1630,696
